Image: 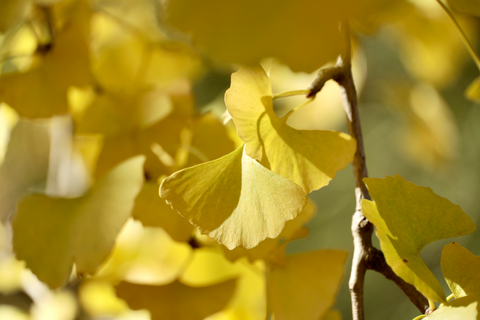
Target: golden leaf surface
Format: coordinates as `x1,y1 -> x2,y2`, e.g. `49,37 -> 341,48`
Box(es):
160,145 -> 308,249
0,0 -> 91,118
0,120 -> 50,222
115,279 -> 236,320
226,65 -> 356,194
269,250 -> 348,320
132,181 -> 193,242
362,175 -> 476,302
12,156 -> 145,288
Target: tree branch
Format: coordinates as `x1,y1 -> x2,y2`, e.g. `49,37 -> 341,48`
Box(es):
308,20 -> 429,320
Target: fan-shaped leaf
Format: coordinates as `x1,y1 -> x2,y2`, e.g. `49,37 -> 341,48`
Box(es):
12,156 -> 145,288
362,175 -> 476,302
160,145 -> 308,249
226,65 -> 356,194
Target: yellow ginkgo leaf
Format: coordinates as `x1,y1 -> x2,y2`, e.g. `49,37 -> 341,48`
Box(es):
0,0 -> 91,118
466,76 -> 480,102
427,295 -> 478,320
115,279 -> 236,320
441,242 -> 480,299
12,156 -> 145,288
0,120 -> 50,222
222,199 -> 316,263
362,175 -> 476,302
185,112 -> 236,167
132,181 -> 193,242
226,65 -> 356,194
269,250 -> 348,320
160,145 -> 308,249
447,0 -> 480,16
166,0 -> 396,72
180,247 -> 266,320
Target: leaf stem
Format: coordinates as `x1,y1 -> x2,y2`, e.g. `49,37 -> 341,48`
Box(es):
436,0 -> 480,70
272,89 -> 310,100
281,98 -> 315,122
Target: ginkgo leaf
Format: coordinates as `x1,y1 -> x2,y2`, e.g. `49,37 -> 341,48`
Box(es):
132,181 -> 193,242
166,0 -> 395,72
160,145 -> 308,249
12,156 -> 145,288
0,120 -> 50,222
0,0 -> 91,118
93,220 -> 192,285
225,65 -> 356,194
362,175 -> 476,302
115,279 -> 236,320
466,77 -> 480,102
447,0 -> 480,16
441,242 -> 480,299
222,199 -> 316,263
185,112 -> 236,167
427,295 -> 478,320
269,250 -> 348,320
180,247 -> 266,320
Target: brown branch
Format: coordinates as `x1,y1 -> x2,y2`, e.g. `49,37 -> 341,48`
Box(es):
308,20 -> 429,320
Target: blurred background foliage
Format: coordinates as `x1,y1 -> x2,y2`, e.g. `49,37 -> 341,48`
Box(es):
0,0 -> 479,319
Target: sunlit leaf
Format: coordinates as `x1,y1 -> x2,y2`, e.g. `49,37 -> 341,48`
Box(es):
185,112 -> 236,167
160,145 -> 308,249
222,199 -> 316,263
269,250 -> 348,320
115,279 -> 236,320
132,181 -> 193,242
0,120 -> 50,222
12,156 -> 145,288
362,175 -> 476,302
0,0 -> 91,118
427,295 -> 478,320
180,247 -> 266,320
447,0 -> 480,16
441,242 -> 480,299
226,65 -> 356,194
94,220 -> 192,285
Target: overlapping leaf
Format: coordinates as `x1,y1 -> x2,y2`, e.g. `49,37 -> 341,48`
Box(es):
442,242 -> 480,299
115,279 -> 236,320
0,0 -> 91,118
12,156 -> 144,288
166,0 -> 400,72
132,182 -> 193,242
362,175 -> 476,302
0,120 -> 50,222
160,145 -> 308,249
226,65 -> 356,194
180,247 -> 266,320
269,250 -> 348,320
222,199 -> 316,263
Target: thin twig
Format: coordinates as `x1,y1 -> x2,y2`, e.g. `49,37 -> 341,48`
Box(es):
307,20 -> 429,320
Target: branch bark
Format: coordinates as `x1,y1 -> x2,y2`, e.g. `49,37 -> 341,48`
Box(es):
308,20 -> 429,320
